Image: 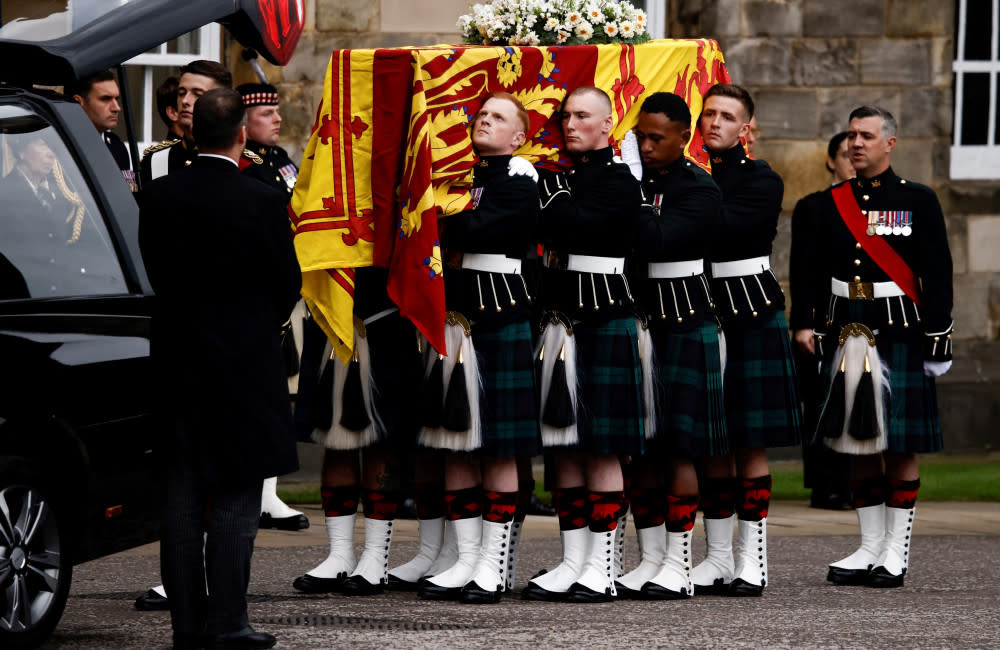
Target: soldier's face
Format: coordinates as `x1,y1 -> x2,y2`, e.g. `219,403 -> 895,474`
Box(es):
177,73 -> 220,129
76,80 -> 120,132
246,105 -> 282,146
847,116 -> 896,178
635,111 -> 690,171
561,92 -> 612,153
699,95 -> 750,153
471,98 -> 525,156
829,137 -> 855,183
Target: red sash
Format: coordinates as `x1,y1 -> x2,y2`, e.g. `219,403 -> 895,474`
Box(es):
831,182 -> 924,307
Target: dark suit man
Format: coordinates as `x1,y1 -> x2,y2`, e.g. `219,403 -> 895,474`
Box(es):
139,87 -> 301,650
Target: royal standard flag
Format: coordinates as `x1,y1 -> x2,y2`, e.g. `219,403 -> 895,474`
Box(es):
291,40 -> 730,361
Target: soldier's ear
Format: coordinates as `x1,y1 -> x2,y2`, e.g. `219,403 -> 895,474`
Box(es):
885,135 -> 897,153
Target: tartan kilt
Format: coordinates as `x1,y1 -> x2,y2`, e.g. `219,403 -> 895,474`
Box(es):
567,316 -> 645,456
648,319 -> 729,458
819,305 -> 943,454
365,312 -> 423,447
722,310 -> 801,448
475,320 -> 541,458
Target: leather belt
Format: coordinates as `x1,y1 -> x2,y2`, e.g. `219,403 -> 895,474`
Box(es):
711,256 -> 770,278
831,278 -> 904,301
460,253 -> 522,275
648,259 -> 704,278
566,254 -> 625,274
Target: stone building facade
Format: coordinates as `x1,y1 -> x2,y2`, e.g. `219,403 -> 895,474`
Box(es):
246,0 -> 998,451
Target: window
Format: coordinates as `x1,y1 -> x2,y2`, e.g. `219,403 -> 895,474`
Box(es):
0,106 -> 127,299
118,25 -> 221,149
952,0 -> 1000,179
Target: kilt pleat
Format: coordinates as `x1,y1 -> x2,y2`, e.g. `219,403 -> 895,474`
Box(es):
820,302 -> 943,453
571,317 -> 645,456
722,310 -> 801,448
474,320 -> 541,457
649,320 -> 729,457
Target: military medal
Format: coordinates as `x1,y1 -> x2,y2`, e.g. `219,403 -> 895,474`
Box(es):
865,210 -> 876,236
902,211 -> 912,237
653,193 -> 664,216
471,187 -> 484,208
875,211 -> 887,236
892,211 -> 903,236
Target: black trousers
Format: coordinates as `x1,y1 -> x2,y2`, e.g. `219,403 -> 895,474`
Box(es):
160,420 -> 262,637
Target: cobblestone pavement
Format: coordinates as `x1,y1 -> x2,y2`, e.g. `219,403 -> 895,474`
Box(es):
45,501 -> 1000,649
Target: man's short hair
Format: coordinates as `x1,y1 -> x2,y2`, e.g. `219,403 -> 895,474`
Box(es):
565,86 -> 612,116
66,69 -> 116,99
179,60 -> 233,89
848,105 -> 897,138
156,76 -> 179,127
482,91 -> 529,133
193,88 -> 246,150
825,131 -> 849,173
703,83 -> 755,121
639,92 -> 691,125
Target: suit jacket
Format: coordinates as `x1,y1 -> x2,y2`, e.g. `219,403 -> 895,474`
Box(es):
138,155 -> 302,490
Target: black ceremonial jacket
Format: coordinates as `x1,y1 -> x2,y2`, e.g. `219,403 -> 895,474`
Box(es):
634,155 -> 722,329
811,167 -> 954,361
536,146 -> 642,320
439,154 -> 539,327
241,139 -> 298,200
789,187 -> 829,331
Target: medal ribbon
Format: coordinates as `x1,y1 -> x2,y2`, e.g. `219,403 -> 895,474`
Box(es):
831,183 -> 924,307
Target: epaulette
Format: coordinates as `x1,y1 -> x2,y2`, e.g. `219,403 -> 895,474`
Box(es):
142,138 -> 181,158
242,149 -> 264,165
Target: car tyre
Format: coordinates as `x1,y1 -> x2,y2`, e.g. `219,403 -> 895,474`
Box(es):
0,458 -> 72,648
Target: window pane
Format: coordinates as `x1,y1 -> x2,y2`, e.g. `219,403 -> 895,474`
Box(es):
961,72 -> 990,144
964,0 -> 994,60
167,30 -> 200,54
0,116 -> 127,299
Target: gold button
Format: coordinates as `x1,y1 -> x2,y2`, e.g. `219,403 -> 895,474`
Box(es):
855,242 -> 862,250
862,194 -> 870,201
184,160 -> 192,166
854,276 -> 861,282
861,210 -> 867,216
275,176 -> 281,181
854,259 -> 861,266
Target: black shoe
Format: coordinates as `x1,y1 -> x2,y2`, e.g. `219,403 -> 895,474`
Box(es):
640,582 -> 690,600
341,575 -> 385,596
204,626 -> 276,649
527,495 -> 556,517
386,574 -> 421,591
827,565 -> 872,585
520,581 -> 567,601
866,566 -> 905,588
727,577 -> 764,597
613,581 -> 643,600
417,581 -> 461,600
693,578 -> 730,596
259,512 -> 310,531
292,572 -> 348,594
564,581 -> 615,603
135,588 -> 170,611
459,580 -> 502,604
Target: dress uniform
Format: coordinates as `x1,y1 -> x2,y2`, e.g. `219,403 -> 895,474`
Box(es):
103,130 -> 137,191
618,154 -> 727,600
521,145 -> 644,603
236,83 -> 298,200
139,137 -> 198,185
697,141 -> 801,596
414,154 -> 541,603
810,166 -> 952,587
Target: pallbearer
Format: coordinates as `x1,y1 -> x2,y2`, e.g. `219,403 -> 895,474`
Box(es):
522,86 -> 644,603
416,92 -> 542,602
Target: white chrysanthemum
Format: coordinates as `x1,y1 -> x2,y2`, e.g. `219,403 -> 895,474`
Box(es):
566,11 -> 582,25
556,29 -> 570,44
603,22 -> 618,37
544,17 -> 560,31
585,4 -> 605,24
523,30 -> 541,46
575,20 -> 593,40
619,20 -> 634,37
635,9 -> 646,27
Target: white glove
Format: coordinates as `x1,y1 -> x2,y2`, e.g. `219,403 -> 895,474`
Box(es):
620,130 -> 642,181
507,156 -> 538,182
923,360 -> 952,377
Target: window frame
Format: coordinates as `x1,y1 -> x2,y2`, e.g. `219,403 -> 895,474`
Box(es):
952,0 -> 1000,180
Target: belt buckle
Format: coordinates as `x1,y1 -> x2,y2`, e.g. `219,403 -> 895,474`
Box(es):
849,280 -> 874,301
545,250 -> 567,271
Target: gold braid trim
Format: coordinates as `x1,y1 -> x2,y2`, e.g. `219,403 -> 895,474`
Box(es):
51,159 -> 87,244
143,138 -> 181,158
242,149 -> 263,165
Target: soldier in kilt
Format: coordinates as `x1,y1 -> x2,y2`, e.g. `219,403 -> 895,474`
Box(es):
696,84 -> 801,597
290,268 -> 423,596
520,87 -> 644,603
415,93 -> 542,603
807,106 -> 952,588
612,92 -> 727,601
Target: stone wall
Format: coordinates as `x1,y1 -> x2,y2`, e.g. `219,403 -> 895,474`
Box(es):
259,0 -> 998,450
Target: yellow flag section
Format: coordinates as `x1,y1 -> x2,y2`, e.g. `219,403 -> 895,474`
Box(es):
291,50 -> 378,362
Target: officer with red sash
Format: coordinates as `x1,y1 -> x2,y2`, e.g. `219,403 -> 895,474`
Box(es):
806,106 -> 953,588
